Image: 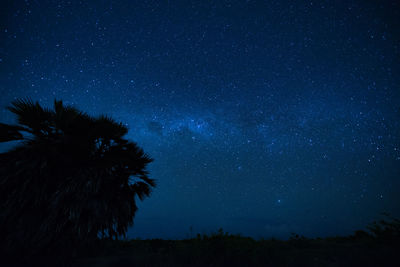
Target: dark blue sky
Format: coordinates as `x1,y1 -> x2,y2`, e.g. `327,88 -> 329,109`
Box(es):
1,0 -> 399,239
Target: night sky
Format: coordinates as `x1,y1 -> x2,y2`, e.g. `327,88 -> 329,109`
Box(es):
1,0 -> 399,239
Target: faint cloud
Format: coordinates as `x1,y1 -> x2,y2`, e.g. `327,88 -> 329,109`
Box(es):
147,121 -> 164,136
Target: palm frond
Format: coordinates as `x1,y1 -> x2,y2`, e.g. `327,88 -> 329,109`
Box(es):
1,98 -> 155,256
0,122 -> 30,142
96,114 -> 128,138
7,98 -> 54,135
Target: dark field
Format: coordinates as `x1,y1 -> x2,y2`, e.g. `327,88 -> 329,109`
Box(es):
71,230 -> 398,267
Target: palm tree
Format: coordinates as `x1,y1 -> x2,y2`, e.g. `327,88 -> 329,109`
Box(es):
0,98 -> 155,257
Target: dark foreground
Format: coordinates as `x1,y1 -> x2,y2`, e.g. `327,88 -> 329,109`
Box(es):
72,231 -> 398,267
3,229 -> 399,267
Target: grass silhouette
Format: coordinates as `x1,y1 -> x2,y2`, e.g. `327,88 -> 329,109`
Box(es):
69,217 -> 400,267
1,217 -> 398,266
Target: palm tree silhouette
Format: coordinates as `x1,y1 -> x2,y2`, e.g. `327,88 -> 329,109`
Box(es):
0,98 -> 155,257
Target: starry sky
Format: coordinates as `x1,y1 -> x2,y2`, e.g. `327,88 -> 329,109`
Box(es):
0,0 -> 399,239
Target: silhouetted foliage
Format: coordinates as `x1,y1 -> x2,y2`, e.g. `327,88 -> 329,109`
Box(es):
72,223 -> 400,267
366,213 -> 400,243
0,98 -> 155,261
352,230 -> 372,240
0,122 -> 25,142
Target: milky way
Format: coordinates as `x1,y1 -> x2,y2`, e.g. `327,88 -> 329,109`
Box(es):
0,0 -> 399,239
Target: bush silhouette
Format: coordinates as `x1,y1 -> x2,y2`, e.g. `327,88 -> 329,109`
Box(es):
0,99 -> 155,260
366,213 -> 400,243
